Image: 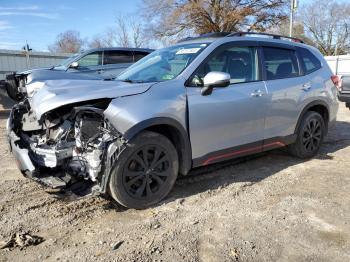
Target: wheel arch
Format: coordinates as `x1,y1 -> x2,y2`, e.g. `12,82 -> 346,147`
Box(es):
123,117 -> 192,175
295,100 -> 330,134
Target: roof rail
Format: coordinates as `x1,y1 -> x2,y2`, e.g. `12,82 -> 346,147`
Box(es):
177,32 -> 231,43
227,31 -> 304,43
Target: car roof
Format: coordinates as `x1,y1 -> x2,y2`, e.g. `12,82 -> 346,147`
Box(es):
85,47 -> 155,53
177,32 -> 308,49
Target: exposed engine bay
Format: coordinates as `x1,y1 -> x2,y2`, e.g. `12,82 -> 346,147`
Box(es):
9,99 -> 125,192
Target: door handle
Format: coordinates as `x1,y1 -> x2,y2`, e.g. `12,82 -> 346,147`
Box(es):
251,89 -> 263,97
302,82 -> 312,91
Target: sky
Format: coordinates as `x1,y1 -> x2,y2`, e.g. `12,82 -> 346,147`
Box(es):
0,0 -> 311,52
0,0 -> 143,51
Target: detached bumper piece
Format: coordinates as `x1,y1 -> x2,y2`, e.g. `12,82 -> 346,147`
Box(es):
8,130 -> 35,175
8,130 -> 72,189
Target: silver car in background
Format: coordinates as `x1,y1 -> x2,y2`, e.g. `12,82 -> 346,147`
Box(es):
7,32 -> 339,209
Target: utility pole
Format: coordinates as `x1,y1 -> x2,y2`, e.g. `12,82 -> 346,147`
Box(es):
289,0 -> 298,37
22,41 -> 32,69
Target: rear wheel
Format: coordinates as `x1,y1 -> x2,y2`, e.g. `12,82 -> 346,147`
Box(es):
108,131 -> 179,209
289,111 -> 325,158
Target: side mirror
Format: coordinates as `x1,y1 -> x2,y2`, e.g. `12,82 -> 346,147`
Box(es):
201,71 -> 230,96
70,61 -> 79,69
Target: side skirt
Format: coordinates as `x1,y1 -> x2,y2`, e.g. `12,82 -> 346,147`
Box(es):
192,134 -> 297,167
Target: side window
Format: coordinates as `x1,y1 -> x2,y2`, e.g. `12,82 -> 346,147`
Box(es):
133,51 -> 150,62
263,47 -> 299,80
103,51 -> 133,65
78,52 -> 102,67
191,46 -> 259,86
298,48 -> 321,74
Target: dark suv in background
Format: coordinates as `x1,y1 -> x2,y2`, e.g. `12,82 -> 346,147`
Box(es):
5,47 -> 154,100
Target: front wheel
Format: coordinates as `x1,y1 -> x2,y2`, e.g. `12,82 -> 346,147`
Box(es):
288,111 -> 325,159
108,131 -> 179,209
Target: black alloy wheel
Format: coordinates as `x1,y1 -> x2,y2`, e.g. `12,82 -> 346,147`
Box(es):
123,145 -> 172,200
108,131 -> 179,209
301,117 -> 322,152
288,111 -> 325,159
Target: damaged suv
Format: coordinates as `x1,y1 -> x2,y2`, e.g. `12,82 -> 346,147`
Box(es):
7,32 -> 339,209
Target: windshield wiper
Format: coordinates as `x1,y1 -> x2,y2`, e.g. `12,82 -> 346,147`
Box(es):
119,79 -> 145,83
120,78 -> 133,83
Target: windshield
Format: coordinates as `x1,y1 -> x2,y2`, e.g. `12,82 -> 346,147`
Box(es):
117,43 -> 209,83
55,53 -> 81,68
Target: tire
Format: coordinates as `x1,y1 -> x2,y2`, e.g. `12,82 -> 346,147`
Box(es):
288,111 -> 325,159
5,79 -> 19,101
108,131 -> 179,209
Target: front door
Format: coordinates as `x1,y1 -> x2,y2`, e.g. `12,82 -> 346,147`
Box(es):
69,51 -> 103,75
186,43 -> 268,166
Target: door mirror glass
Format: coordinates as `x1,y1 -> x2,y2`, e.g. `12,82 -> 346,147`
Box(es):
201,71 -> 230,96
69,61 -> 79,68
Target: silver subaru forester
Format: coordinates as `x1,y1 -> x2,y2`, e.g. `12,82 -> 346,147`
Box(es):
7,32 -> 339,209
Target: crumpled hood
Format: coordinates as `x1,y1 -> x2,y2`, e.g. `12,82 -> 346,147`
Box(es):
18,67 -> 58,75
27,70 -> 103,85
26,70 -> 105,98
30,79 -> 155,119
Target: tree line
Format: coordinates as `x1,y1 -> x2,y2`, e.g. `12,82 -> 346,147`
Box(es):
48,0 -> 350,56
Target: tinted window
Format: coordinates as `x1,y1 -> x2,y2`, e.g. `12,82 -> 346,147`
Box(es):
191,46 -> 259,86
78,52 -> 102,67
133,51 -> 150,62
104,50 -> 133,64
263,47 -> 299,80
298,48 -> 321,74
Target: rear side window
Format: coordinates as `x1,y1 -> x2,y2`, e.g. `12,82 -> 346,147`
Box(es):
263,47 -> 299,80
133,51 -> 150,62
298,48 -> 321,74
103,50 -> 133,65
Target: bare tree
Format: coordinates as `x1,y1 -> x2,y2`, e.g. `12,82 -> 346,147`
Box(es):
268,20 -> 314,45
48,30 -> 84,53
300,0 -> 350,55
88,29 -> 117,48
115,14 -> 146,48
88,15 -> 148,48
141,0 -> 288,41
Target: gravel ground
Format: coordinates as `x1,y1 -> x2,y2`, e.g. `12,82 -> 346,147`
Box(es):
0,104 -> 349,262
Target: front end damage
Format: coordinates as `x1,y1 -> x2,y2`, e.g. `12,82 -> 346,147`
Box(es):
7,99 -> 126,193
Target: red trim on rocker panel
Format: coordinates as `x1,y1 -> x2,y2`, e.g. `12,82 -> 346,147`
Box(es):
202,141 -> 286,166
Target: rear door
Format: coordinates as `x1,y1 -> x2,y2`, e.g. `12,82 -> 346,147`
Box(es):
187,42 -> 268,165
261,43 -> 307,139
102,50 -> 134,78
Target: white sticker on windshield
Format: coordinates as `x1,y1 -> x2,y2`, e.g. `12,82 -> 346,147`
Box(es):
176,48 -> 201,55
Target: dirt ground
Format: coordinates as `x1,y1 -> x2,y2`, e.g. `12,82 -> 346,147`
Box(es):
0,103 -> 349,262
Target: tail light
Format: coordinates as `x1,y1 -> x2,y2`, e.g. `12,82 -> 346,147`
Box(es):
331,75 -> 342,90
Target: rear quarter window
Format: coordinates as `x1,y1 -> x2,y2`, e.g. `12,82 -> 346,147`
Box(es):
297,47 -> 322,74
